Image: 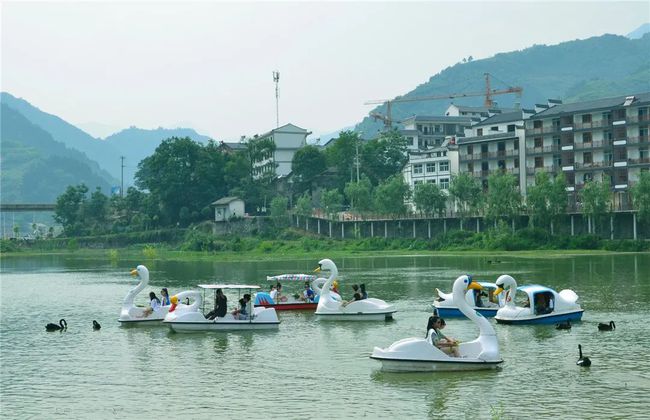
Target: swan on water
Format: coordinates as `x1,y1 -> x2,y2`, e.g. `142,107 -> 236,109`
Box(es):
598,321 -> 615,331
46,319 -> 67,331
577,344 -> 591,367
93,320 -> 101,330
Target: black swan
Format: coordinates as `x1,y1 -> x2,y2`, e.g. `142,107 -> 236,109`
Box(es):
46,319 -> 67,331
598,321 -> 615,331
93,320 -> 101,330
556,320 -> 571,330
576,344 -> 591,367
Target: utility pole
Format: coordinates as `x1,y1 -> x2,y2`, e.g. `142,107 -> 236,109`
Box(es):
355,137 -> 360,183
120,156 -> 125,198
273,70 -> 280,128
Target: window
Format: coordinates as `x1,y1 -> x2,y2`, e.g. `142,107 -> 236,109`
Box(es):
467,162 -> 474,172
414,180 -> 423,185
583,152 -> 593,164
477,128 -> 483,136
426,163 -> 436,173
413,164 -> 423,174
491,126 -> 499,131
533,120 -> 542,129
498,142 -> 506,151
481,144 -> 488,154
507,124 -> 516,132
514,140 -> 519,150
427,179 -> 436,184
498,160 -> 506,170
534,137 -> 543,148
554,154 -> 562,167
417,124 -> 422,132
583,132 -> 592,143
481,161 -> 489,171
439,161 -> 449,171
583,173 -> 593,183
582,114 -> 592,124
553,136 -> 561,148
440,178 -> 450,189
467,145 -> 473,155
443,151 -> 447,157
640,147 -> 649,159
435,125 -> 442,133
514,159 -> 519,168
535,157 -> 544,168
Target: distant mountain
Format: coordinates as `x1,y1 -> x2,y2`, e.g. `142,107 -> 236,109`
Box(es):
104,127 -> 212,186
76,121 -> 123,139
1,104 -> 113,203
627,23 -> 650,39
356,33 -> 650,137
1,92 -> 122,182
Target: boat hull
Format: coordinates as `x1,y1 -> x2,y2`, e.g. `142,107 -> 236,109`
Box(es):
370,356 -> 503,372
165,320 -> 280,332
316,311 -> 396,321
118,318 -> 165,326
435,306 -> 498,318
255,302 -> 317,311
495,310 -> 584,325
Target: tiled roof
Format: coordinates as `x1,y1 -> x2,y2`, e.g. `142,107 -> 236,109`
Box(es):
533,92 -> 650,118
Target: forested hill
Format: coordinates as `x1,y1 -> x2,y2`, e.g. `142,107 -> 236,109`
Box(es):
103,127 -> 212,187
357,33 -> 650,137
0,104 -> 113,203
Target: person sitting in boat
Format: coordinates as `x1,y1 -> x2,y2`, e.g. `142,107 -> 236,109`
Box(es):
360,283 -> 368,300
343,285 -> 362,307
474,290 -> 485,308
534,294 -> 552,315
160,288 -> 171,306
332,280 -> 340,294
206,288 -> 228,320
522,296 -> 530,308
269,284 -> 278,302
275,283 -> 288,302
426,316 -> 460,357
141,292 -> 162,317
232,294 -> 252,320
301,281 -> 315,302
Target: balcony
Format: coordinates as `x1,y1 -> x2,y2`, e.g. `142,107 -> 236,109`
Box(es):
627,114 -> 650,124
628,136 -> 649,145
525,145 -> 558,155
573,140 -> 611,150
574,161 -> 607,170
525,165 -> 557,176
629,157 -> 650,166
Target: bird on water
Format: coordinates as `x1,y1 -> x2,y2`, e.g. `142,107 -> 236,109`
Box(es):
46,319 -> 67,331
577,344 -> 591,367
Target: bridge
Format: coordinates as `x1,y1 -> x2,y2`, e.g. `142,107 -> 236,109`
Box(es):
0,204 -> 56,212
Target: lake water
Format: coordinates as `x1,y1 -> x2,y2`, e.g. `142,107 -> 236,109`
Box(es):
1,253 -> 649,419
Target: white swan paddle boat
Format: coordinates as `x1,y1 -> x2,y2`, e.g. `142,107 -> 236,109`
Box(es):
493,274 -> 584,325
163,285 -> 280,332
118,265 -> 170,325
254,274 -> 341,310
433,281 -> 506,318
314,259 -> 396,321
370,275 -> 503,372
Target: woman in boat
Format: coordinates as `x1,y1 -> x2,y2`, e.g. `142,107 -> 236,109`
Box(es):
360,284 -> 368,300
141,292 -> 161,317
426,316 -> 460,357
206,288 -> 228,320
275,283 -> 288,302
342,285 -> 362,307
160,288 -> 171,306
232,294 -> 252,319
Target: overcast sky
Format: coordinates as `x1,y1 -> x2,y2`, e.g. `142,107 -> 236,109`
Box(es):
2,1 -> 648,140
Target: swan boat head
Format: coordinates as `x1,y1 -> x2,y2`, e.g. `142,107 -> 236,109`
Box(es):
494,275 -> 518,307
119,265 -> 152,320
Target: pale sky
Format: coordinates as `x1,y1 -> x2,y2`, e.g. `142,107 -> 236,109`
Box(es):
2,1 -> 648,140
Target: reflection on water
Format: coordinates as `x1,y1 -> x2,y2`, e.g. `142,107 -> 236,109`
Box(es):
1,253 -> 649,418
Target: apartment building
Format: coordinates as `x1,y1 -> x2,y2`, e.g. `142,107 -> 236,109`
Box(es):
456,110 -> 529,193
400,115 -> 474,151
250,123 -> 311,178
525,93 -> 650,210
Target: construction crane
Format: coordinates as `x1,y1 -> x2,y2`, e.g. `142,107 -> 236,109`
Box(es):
365,73 -> 523,130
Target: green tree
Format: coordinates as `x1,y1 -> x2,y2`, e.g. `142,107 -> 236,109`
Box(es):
580,179 -> 611,234
360,130 -> 408,185
449,173 -> 482,226
324,131 -> 360,188
526,172 -> 552,228
135,137 -> 227,225
413,182 -> 447,217
321,189 -> 343,218
485,172 -> 521,226
631,171 -> 650,224
86,187 -> 109,226
344,177 -> 373,212
292,145 -> 326,194
548,173 -> 568,233
294,193 -> 312,216
374,175 -> 411,216
54,184 -> 89,235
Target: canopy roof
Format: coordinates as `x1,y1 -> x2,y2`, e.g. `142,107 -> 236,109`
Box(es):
198,284 -> 260,290
517,284 -> 555,295
266,274 -> 317,282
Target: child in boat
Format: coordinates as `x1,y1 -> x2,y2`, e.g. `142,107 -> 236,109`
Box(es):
232,294 -> 252,320
141,292 -> 161,317
426,316 -> 460,357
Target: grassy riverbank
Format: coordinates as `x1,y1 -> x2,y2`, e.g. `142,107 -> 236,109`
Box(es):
2,227 -> 648,262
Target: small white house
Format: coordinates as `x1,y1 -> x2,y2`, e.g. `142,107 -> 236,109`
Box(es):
212,197 -> 245,222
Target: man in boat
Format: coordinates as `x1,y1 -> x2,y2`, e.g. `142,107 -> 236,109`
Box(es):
300,281 -> 315,302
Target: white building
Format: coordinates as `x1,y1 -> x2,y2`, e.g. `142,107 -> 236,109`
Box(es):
251,123 -> 311,178
212,197 -> 245,222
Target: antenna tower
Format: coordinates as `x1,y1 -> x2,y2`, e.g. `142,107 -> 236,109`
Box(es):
273,70 -> 280,127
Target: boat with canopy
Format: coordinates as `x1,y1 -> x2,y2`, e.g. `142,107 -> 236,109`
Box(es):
433,281 -> 506,318
254,273 -> 341,310
163,284 -> 280,332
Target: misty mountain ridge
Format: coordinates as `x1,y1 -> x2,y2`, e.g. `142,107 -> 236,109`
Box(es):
356,33 -> 650,136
